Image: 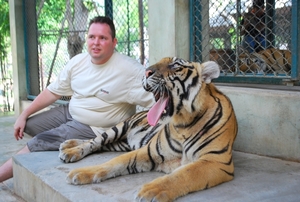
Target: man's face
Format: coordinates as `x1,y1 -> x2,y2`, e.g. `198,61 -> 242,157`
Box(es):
86,23 -> 117,65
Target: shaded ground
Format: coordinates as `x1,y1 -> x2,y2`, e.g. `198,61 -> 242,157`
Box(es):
0,115 -> 29,202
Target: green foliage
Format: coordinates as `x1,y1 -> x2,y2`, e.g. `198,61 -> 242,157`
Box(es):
114,0 -> 148,58
37,0 -> 67,42
0,0 -> 13,112
37,0 -> 103,43
36,0 -> 147,58
37,0 -> 66,30
210,38 -> 225,49
0,0 -> 9,35
229,27 -> 237,49
0,0 -> 9,62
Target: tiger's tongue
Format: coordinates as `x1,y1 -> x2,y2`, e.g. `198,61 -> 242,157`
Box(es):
147,97 -> 169,126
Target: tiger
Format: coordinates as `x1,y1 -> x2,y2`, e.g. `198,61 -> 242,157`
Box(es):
59,57 -> 238,202
209,49 -> 236,73
238,48 -> 291,75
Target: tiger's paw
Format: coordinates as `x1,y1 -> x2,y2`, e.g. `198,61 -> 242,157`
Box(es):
135,181 -> 174,202
59,139 -> 87,150
66,167 -> 108,185
59,139 -> 88,163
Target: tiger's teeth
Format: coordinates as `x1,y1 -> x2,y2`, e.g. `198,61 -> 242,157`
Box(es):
163,110 -> 166,113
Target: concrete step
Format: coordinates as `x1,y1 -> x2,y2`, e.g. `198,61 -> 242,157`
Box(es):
0,179 -> 25,202
13,151 -> 300,202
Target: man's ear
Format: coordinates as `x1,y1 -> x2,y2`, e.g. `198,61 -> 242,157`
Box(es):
113,38 -> 118,47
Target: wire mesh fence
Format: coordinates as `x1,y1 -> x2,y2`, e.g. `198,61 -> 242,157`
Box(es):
21,0 -> 298,105
24,0 -> 149,100
190,0 -> 292,80
0,77 -> 13,113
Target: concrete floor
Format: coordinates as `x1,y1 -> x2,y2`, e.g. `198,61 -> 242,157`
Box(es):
1,115 -> 300,202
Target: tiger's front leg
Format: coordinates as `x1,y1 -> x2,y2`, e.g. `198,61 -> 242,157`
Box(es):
66,146 -> 154,185
59,111 -> 148,163
136,159 -> 234,202
59,137 -> 103,163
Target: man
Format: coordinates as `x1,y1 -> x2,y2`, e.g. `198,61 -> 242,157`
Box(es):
241,0 -> 266,53
0,16 -> 154,182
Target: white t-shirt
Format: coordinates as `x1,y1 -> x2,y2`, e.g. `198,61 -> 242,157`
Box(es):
47,51 -> 155,135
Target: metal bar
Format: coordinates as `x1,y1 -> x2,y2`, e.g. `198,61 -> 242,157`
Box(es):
138,0 -> 145,65
189,0 -> 194,61
105,0 -> 113,20
265,0 -> 275,48
27,95 -> 69,105
201,0 -> 210,62
126,0 -> 130,56
193,0 -> 202,62
291,0 -> 299,80
215,76 -> 299,85
22,0 -> 30,95
235,0 -> 241,75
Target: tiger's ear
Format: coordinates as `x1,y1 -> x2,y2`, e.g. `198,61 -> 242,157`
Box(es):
198,61 -> 220,83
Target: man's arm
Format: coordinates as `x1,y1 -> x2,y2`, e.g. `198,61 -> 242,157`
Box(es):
14,88 -> 61,140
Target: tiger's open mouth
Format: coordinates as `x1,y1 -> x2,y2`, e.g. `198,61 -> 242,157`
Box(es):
143,72 -> 171,126
147,96 -> 169,126
144,80 -> 170,126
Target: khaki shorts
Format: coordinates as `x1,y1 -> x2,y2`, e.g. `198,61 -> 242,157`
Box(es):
26,104 -> 96,152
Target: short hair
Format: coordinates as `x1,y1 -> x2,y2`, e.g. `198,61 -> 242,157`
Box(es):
252,0 -> 265,9
88,16 -> 116,39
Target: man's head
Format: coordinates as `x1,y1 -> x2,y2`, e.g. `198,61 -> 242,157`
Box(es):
87,16 -> 117,65
252,0 -> 264,8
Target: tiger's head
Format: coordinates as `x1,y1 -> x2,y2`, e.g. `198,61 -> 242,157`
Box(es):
143,57 -> 220,126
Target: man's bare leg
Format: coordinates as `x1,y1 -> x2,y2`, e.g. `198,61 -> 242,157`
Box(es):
0,145 -> 30,182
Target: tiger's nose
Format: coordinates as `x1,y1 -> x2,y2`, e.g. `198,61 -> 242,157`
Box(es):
145,70 -> 153,78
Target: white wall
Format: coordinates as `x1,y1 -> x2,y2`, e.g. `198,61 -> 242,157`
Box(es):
9,0 -> 27,116
148,0 -> 190,64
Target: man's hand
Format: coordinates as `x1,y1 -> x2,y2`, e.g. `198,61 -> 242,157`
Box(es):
12,88 -> 61,141
14,115 -> 27,140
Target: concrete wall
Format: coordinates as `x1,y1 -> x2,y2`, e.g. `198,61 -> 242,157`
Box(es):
9,0 -> 27,116
148,1 -> 300,162
148,0 -> 190,64
219,86 -> 300,162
